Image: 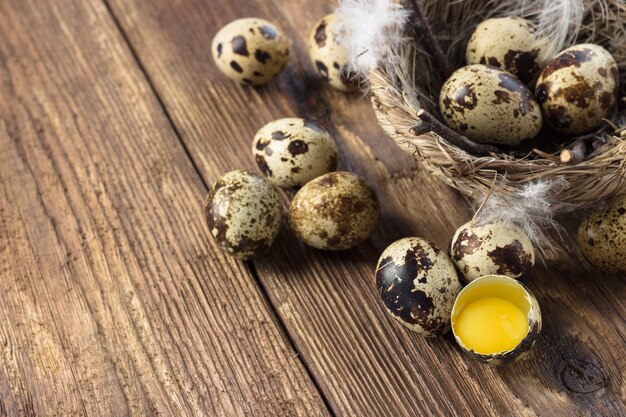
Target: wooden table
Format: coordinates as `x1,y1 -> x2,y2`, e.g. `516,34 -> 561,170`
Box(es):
1,0 -> 625,415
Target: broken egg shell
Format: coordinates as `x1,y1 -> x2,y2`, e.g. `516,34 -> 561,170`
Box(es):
535,43 -> 618,134
204,170 -> 282,259
449,221 -> 535,283
211,18 -> 289,85
466,17 -> 545,85
376,237 -> 462,337
578,194 -> 626,273
439,65 -> 543,145
451,275 -> 542,365
252,118 -> 338,188
307,13 -> 359,92
288,171 -> 378,250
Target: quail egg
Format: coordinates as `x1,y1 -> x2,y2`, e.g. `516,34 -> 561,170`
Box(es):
376,237 -> 462,337
535,43 -> 619,134
578,194 -> 626,273
211,18 -> 289,85
450,221 -> 535,283
252,118 -> 338,188
439,65 -> 543,145
308,13 -> 359,92
204,170 -> 282,259
451,274 -> 542,365
466,17 -> 545,85
288,171 -> 378,250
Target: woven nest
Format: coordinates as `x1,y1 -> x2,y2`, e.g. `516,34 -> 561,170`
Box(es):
370,0 -> 626,212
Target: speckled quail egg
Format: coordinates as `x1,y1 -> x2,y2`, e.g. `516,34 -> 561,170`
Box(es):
450,221 -> 535,283
466,17 -> 546,85
288,171 -> 378,250
308,13 -> 359,92
535,43 -> 619,134
578,194 -> 626,273
204,170 -> 282,259
211,18 -> 289,85
451,275 -> 542,365
376,237 -> 462,337
439,65 -> 543,145
252,118 -> 338,188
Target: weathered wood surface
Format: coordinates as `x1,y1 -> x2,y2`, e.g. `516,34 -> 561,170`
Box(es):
105,0 -> 626,416
0,1 -> 328,416
1,0 -> 625,415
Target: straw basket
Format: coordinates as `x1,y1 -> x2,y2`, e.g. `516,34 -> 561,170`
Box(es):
370,0 -> 626,212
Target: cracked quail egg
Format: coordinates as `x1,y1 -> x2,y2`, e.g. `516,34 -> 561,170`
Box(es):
439,65 -> 543,145
535,43 -> 619,134
204,170 -> 282,259
288,171 -> 378,250
252,118 -> 338,188
212,18 -> 289,85
466,17 -> 545,85
450,221 -> 535,283
376,237 -> 462,337
308,13 -> 359,92
578,194 -> 626,273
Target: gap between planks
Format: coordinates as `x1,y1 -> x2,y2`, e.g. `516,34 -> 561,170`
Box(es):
99,1 -> 338,415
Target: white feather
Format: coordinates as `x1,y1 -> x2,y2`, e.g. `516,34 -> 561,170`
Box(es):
473,178 -> 572,257
334,0 -> 410,76
533,0 -> 584,63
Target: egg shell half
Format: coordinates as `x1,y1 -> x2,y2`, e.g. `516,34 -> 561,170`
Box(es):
288,171 -> 378,250
439,65 -> 543,145
535,43 -> 619,134
451,275 -> 542,365
450,221 -> 535,283
204,170 -> 282,259
308,13 -> 359,92
578,194 -> 626,273
466,17 -> 544,85
376,237 -> 462,337
211,18 -> 289,85
252,118 -> 337,188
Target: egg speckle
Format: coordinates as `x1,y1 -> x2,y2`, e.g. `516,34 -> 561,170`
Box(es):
308,13 -> 359,92
466,17 -> 545,85
376,237 -> 462,337
450,221 -> 535,283
578,194 -> 626,273
252,118 -> 338,188
212,18 -> 289,85
439,65 -> 543,145
535,43 -> 618,134
204,170 -> 282,259
288,171 -> 378,250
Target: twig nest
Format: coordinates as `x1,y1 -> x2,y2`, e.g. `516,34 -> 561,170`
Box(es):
535,44 -> 619,134
451,275 -> 542,365
439,65 -> 542,145
288,171 -> 378,250
578,194 -> 626,273
466,17 -> 544,85
204,170 -> 282,259
252,118 -> 337,188
211,18 -> 289,85
376,237 -> 462,337
449,221 -> 535,283
307,13 -> 359,92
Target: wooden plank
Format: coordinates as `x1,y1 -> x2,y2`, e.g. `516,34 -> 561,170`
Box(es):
0,0 -> 330,415
105,0 -> 626,415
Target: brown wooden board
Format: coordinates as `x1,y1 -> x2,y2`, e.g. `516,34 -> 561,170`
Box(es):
105,0 -> 626,416
0,0 -> 329,415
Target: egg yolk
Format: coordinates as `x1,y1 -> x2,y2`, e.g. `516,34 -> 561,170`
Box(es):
454,297 -> 528,355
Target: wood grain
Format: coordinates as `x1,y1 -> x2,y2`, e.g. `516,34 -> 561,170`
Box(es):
0,0 -> 329,415
105,0 -> 626,416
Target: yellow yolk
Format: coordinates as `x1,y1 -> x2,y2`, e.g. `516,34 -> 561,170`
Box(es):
454,297 -> 528,354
